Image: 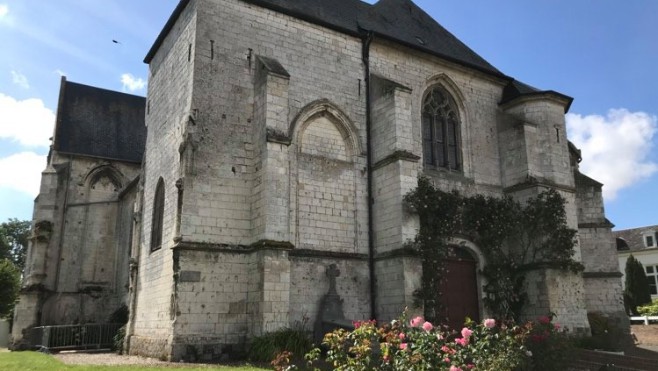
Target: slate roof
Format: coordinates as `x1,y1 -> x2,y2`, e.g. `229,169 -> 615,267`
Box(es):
500,80 -> 573,112
53,78 -> 146,163
145,0 -> 503,77
614,225 -> 658,252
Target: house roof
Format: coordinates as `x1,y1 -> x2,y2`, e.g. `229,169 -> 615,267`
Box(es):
145,0 -> 504,78
613,225 -> 658,252
53,78 -> 146,163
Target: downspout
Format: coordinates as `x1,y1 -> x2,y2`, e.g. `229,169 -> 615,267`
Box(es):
361,30 -> 376,320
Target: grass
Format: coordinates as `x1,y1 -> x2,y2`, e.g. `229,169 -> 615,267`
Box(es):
0,351 -> 269,371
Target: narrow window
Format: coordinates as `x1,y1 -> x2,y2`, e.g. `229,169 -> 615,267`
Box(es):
150,178 -> 165,252
647,235 -> 655,248
646,265 -> 658,296
422,87 -> 462,171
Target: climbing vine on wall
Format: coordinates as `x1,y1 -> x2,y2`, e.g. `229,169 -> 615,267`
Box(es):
404,177 -> 584,322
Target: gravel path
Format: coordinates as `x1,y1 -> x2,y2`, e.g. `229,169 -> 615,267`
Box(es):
53,351 -> 214,367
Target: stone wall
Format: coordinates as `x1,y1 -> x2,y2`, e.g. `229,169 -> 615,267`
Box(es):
130,0 -> 198,357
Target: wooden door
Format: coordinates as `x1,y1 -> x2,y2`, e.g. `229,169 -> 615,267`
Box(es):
439,249 -> 479,330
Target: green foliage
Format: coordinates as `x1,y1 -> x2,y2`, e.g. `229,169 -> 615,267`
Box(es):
294,312 -> 573,371
247,327 -> 313,363
0,258 -> 21,319
624,255 -> 652,315
637,299 -> 658,316
0,218 -> 31,271
404,177 -> 582,320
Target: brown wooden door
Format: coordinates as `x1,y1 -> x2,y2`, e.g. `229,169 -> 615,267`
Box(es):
439,253 -> 480,330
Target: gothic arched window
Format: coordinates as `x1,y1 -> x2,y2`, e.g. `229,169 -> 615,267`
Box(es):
150,178 -> 165,252
422,87 -> 462,171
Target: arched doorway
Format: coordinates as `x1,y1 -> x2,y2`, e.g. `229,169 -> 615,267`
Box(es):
439,246 -> 480,329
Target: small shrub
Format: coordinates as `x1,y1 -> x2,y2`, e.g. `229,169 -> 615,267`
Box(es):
637,299 -> 658,316
291,312 -> 573,371
248,327 -> 313,363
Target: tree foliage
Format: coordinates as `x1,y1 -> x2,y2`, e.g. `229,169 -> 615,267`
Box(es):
0,218 -> 31,271
624,254 -> 652,315
404,177 -> 582,321
0,258 -> 21,319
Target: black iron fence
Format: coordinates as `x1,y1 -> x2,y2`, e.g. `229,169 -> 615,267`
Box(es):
28,323 -> 122,351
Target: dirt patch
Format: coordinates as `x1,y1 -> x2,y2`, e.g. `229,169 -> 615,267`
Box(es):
631,324 -> 658,346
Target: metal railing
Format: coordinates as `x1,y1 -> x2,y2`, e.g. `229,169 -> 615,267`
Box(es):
28,323 -> 122,351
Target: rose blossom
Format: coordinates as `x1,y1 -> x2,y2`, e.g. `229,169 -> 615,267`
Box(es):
483,318 -> 496,328
450,366 -> 463,371
410,316 -> 424,327
399,332 -> 406,340
461,327 -> 473,339
399,343 -> 408,350
422,321 -> 434,332
538,315 -> 551,324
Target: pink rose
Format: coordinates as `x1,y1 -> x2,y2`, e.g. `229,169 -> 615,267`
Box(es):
483,318 -> 496,328
422,321 -> 434,332
399,343 -> 408,350
450,366 -> 463,371
399,332 -> 406,340
410,316 -> 424,328
455,337 -> 468,346
444,357 -> 451,363
461,327 -> 473,339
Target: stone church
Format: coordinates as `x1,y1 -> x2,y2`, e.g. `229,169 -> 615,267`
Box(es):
13,0 -> 627,361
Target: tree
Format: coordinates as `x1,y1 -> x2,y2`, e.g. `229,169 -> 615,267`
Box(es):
0,218 -> 31,271
624,255 -> 652,315
0,259 -> 21,319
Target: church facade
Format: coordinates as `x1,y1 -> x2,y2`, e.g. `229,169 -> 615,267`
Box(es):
13,0 -> 627,361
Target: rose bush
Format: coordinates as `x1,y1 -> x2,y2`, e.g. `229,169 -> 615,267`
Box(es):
273,312 -> 573,371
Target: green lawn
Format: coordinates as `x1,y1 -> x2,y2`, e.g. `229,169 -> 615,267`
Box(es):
0,352 -> 269,371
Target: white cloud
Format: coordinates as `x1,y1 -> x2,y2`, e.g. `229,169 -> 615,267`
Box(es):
567,109 -> 658,200
54,69 -> 66,77
11,70 -> 29,89
0,93 -> 55,147
0,4 -> 8,18
121,73 -> 146,93
0,151 -> 46,197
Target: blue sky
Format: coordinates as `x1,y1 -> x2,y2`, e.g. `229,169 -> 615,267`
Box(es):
0,0 -> 656,230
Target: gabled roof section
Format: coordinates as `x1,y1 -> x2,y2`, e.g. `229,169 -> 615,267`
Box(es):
145,0 -> 505,78
53,77 -> 146,163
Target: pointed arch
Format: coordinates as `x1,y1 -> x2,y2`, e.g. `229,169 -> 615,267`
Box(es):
290,99 -> 363,158
84,164 -> 124,190
150,177 -> 165,252
421,74 -> 467,171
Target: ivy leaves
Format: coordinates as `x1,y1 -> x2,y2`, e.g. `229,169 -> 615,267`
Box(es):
404,177 -> 583,321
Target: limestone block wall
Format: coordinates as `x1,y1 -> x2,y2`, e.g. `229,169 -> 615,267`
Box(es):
170,249 -> 255,360
131,0 -> 197,358
189,0 -> 367,247
375,256 -> 422,322
40,155 -> 139,324
289,257 -> 371,326
500,99 -> 573,189
369,39 -> 506,190
523,269 -> 589,334
576,175 -> 628,330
